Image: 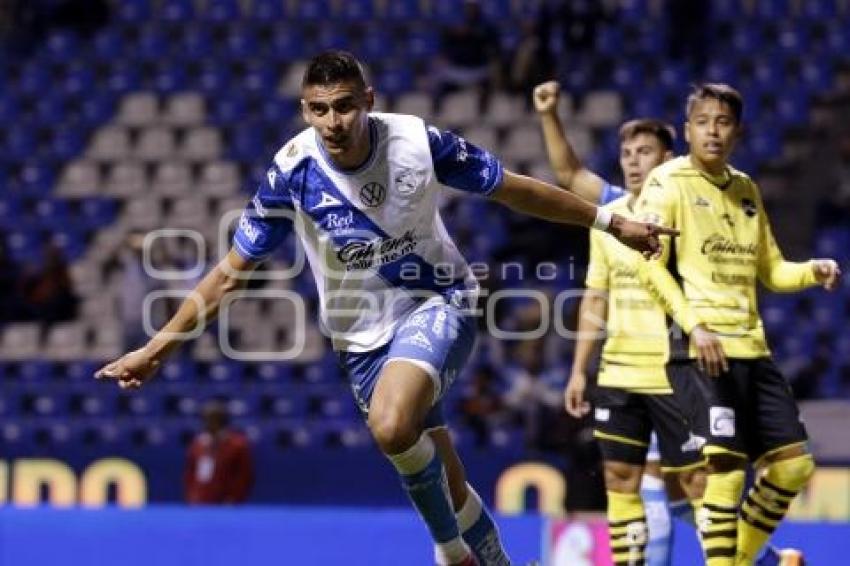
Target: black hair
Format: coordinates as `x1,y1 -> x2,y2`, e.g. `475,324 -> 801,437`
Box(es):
686,83 -> 744,124
302,50 -> 367,90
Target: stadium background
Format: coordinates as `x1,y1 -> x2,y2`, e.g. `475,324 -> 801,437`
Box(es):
1,0 -> 849,564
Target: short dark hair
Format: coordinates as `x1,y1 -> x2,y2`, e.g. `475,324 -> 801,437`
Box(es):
302,50 -> 367,90
619,118 -> 676,151
686,83 -> 744,124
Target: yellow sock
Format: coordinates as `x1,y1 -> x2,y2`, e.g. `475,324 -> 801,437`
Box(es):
737,454 -> 815,564
698,469 -> 745,566
607,490 -> 647,566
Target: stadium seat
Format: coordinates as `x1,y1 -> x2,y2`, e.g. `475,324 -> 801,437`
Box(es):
91,28 -> 125,60
204,0 -> 241,22
337,0 -> 374,22
103,161 -> 148,196
269,26 -> 306,62
250,0 -> 285,20
50,126 -> 87,161
17,62 -> 51,95
294,0 -> 332,21
161,358 -> 198,383
80,93 -> 117,127
151,161 -> 192,196
197,59 -> 232,94
116,92 -> 160,127
18,162 -> 56,196
381,0 -> 423,20
106,62 -> 143,94
135,126 -> 178,161
180,24 -> 214,61
261,97 -> 297,123
181,127 -> 222,161
115,0 -> 151,22
137,26 -> 170,61
160,0 -> 195,22
225,24 -> 260,61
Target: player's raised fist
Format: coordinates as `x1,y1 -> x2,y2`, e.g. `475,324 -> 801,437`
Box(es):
94,347 -> 161,390
533,81 -> 560,114
813,258 -> 842,291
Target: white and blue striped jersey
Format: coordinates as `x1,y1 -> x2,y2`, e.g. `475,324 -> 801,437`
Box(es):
599,181 -> 626,205
233,112 -> 504,353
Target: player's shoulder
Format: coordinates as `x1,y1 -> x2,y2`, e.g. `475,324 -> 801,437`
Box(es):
602,193 -> 631,212
369,111 -> 427,138
271,128 -> 315,174
650,155 -> 692,181
727,163 -> 757,187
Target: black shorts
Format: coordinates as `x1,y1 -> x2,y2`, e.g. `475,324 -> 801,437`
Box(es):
592,386 -> 705,471
667,358 -> 808,461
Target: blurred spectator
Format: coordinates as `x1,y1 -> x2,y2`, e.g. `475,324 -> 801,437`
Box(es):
508,19 -> 550,100
536,0 -> 610,79
457,365 -> 508,446
0,233 -> 19,322
3,0 -> 109,54
502,339 -> 567,452
185,401 -> 254,505
432,0 -> 501,109
112,231 -> 167,350
18,242 -> 79,324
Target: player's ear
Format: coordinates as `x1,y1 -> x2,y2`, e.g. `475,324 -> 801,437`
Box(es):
364,86 -> 375,111
300,98 -> 309,123
683,122 -> 691,144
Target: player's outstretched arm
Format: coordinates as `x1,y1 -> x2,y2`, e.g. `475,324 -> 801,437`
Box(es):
566,290 -> 608,418
490,170 -> 677,256
533,80 -> 607,201
95,248 -> 258,389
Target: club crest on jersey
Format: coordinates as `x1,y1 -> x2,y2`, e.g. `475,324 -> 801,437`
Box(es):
359,182 -> 386,207
395,168 -> 425,196
741,198 -> 757,217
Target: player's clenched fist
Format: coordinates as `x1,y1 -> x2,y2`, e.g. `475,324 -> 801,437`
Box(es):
533,80 -> 560,115
95,348 -> 161,390
812,258 -> 842,291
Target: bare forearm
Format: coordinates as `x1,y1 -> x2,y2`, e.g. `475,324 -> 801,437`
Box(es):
146,254 -> 250,359
539,111 -> 581,187
493,170 -> 597,227
572,293 -> 607,375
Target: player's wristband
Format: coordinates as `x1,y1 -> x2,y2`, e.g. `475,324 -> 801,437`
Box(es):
592,207 -> 613,231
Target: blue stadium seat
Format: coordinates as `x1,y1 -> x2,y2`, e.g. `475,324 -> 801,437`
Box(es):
250,0 -> 285,20
181,24 -> 214,61
17,63 -> 51,96
106,62 -> 143,94
18,163 -> 56,196
0,93 -> 20,122
255,362 -> 294,383
775,89 -> 809,126
45,30 -> 81,62
116,0 -> 152,22
596,26 -> 623,55
406,28 -> 441,60
197,59 -> 232,95
228,122 -> 265,161
294,0 -> 332,21
799,57 -> 834,92
161,358 -> 198,382
704,61 -> 739,85
137,25 -> 170,61
432,0 -> 464,23
160,0 -> 195,22
78,198 -> 118,229
225,24 -> 260,61
261,97 -> 297,123
206,360 -> 244,383
210,94 -> 247,125
480,0 -> 512,20
337,0 -> 374,21
801,0 -> 836,20
6,231 -> 43,264
153,61 -> 188,94
0,195 -> 21,229
315,26 -> 350,52
261,387 -> 309,418
61,63 -> 95,97
315,419 -> 371,448
80,92 -> 116,126
303,353 -> 343,384
269,26 -> 306,61
815,227 -> 850,260
118,390 -> 165,416
204,0 -> 242,22
22,388 -> 69,417
376,66 -> 414,98
70,388 -> 119,417
91,28 -> 125,60
731,25 -> 763,53
33,198 -> 70,227
381,0 -> 423,21
64,360 -> 102,382
774,23 -> 808,54
51,228 -> 87,261
240,63 -> 278,95
358,26 -> 393,60
314,390 -> 360,420
50,126 -> 87,161
755,0 -> 792,20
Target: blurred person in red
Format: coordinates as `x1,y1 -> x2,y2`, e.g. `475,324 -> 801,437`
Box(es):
185,400 -> 254,504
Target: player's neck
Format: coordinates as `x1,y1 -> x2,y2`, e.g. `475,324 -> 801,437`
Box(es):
688,153 -> 728,178
326,129 -> 372,171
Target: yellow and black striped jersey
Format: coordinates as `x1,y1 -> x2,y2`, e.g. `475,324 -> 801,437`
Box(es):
635,156 -> 818,359
587,195 -> 672,393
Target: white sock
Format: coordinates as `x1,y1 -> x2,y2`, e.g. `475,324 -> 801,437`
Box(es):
388,434 -> 435,474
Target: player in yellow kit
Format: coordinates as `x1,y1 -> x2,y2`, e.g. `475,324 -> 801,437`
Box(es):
635,83 -> 842,566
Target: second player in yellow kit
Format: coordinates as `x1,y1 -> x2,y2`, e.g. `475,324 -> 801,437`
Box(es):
636,83 -> 842,566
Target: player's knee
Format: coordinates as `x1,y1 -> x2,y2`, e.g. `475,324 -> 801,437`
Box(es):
368,409 -> 418,454
770,452 -> 815,487
603,461 -> 642,493
706,452 -> 747,474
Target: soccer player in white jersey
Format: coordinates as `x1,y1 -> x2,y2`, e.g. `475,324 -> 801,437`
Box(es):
95,51 -> 674,566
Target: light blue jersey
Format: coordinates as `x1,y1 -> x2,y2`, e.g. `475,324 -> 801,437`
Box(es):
233,113 -> 503,352
599,181 -> 626,205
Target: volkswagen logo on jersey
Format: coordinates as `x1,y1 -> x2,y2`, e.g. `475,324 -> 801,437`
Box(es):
359,182 -> 386,207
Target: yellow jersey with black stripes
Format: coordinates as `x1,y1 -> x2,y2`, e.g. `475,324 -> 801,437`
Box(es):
635,156 -> 817,359
586,195 -> 672,393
